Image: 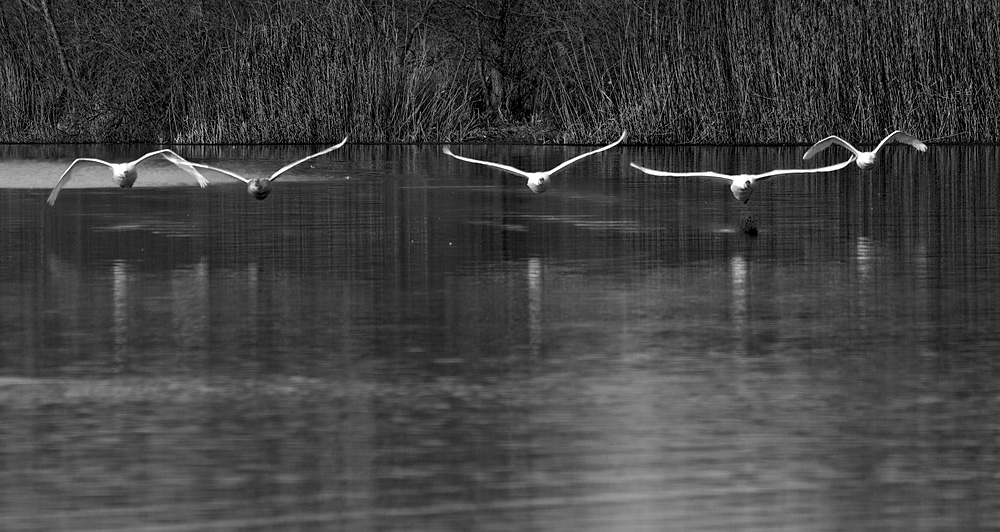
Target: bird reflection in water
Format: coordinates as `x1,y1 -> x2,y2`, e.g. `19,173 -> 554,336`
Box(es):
730,254 -> 750,344
527,257 -> 543,356
855,237 -> 874,280
112,260 -> 130,365
245,262 -> 264,354
171,258 -> 209,354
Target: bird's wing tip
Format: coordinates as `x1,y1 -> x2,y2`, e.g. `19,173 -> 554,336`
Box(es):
802,144 -> 822,160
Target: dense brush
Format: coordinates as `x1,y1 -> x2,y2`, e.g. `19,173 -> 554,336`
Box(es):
0,0 -> 995,144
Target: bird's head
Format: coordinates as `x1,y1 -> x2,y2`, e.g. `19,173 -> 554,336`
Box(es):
527,175 -> 550,194
731,178 -> 754,203
248,179 -> 272,200
112,164 -> 137,188
856,153 -> 876,170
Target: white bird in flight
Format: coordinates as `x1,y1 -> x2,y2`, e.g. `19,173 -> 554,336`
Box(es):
803,130 -> 927,170
629,155 -> 856,203
442,130 -> 627,193
164,137 -> 348,200
47,149 -> 209,206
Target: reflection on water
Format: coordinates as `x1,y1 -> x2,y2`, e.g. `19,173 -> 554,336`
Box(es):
0,144 -> 999,530
112,260 -> 128,361
528,256 -> 543,356
730,254 -> 749,344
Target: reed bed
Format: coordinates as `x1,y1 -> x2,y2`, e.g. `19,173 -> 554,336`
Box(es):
1,0 -> 997,144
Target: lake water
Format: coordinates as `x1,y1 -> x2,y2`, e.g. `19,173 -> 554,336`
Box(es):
0,143 -> 998,531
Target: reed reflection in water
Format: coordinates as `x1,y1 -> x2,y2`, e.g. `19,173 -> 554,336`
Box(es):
0,144 -> 997,530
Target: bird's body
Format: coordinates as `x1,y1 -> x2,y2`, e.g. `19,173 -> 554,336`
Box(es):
246,179 -> 272,200
443,130 -> 627,193
164,137 -> 348,200
108,162 -> 138,188
47,149 -> 209,205
629,156 -> 856,203
803,130 -> 927,170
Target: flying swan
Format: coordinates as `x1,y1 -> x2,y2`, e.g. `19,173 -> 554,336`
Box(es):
164,137 -> 348,200
629,156 -> 856,203
47,149 -> 209,206
442,130 -> 627,193
802,130 -> 927,170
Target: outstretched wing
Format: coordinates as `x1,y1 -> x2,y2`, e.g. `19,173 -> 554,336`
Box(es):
174,160 -> 252,184
47,158 -> 114,206
802,135 -> 861,160
874,130 -> 928,154
546,130 -> 627,176
160,151 -> 251,184
629,162 -> 736,182
144,149 -> 210,187
443,146 -> 532,179
269,136 -> 349,181
755,155 -> 857,182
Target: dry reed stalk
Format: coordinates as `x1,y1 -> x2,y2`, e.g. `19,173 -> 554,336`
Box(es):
2,0 -> 999,143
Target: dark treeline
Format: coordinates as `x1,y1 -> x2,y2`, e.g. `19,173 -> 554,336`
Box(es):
1,0 -> 996,144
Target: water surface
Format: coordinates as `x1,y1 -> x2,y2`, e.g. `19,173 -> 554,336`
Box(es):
0,143 -> 998,531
